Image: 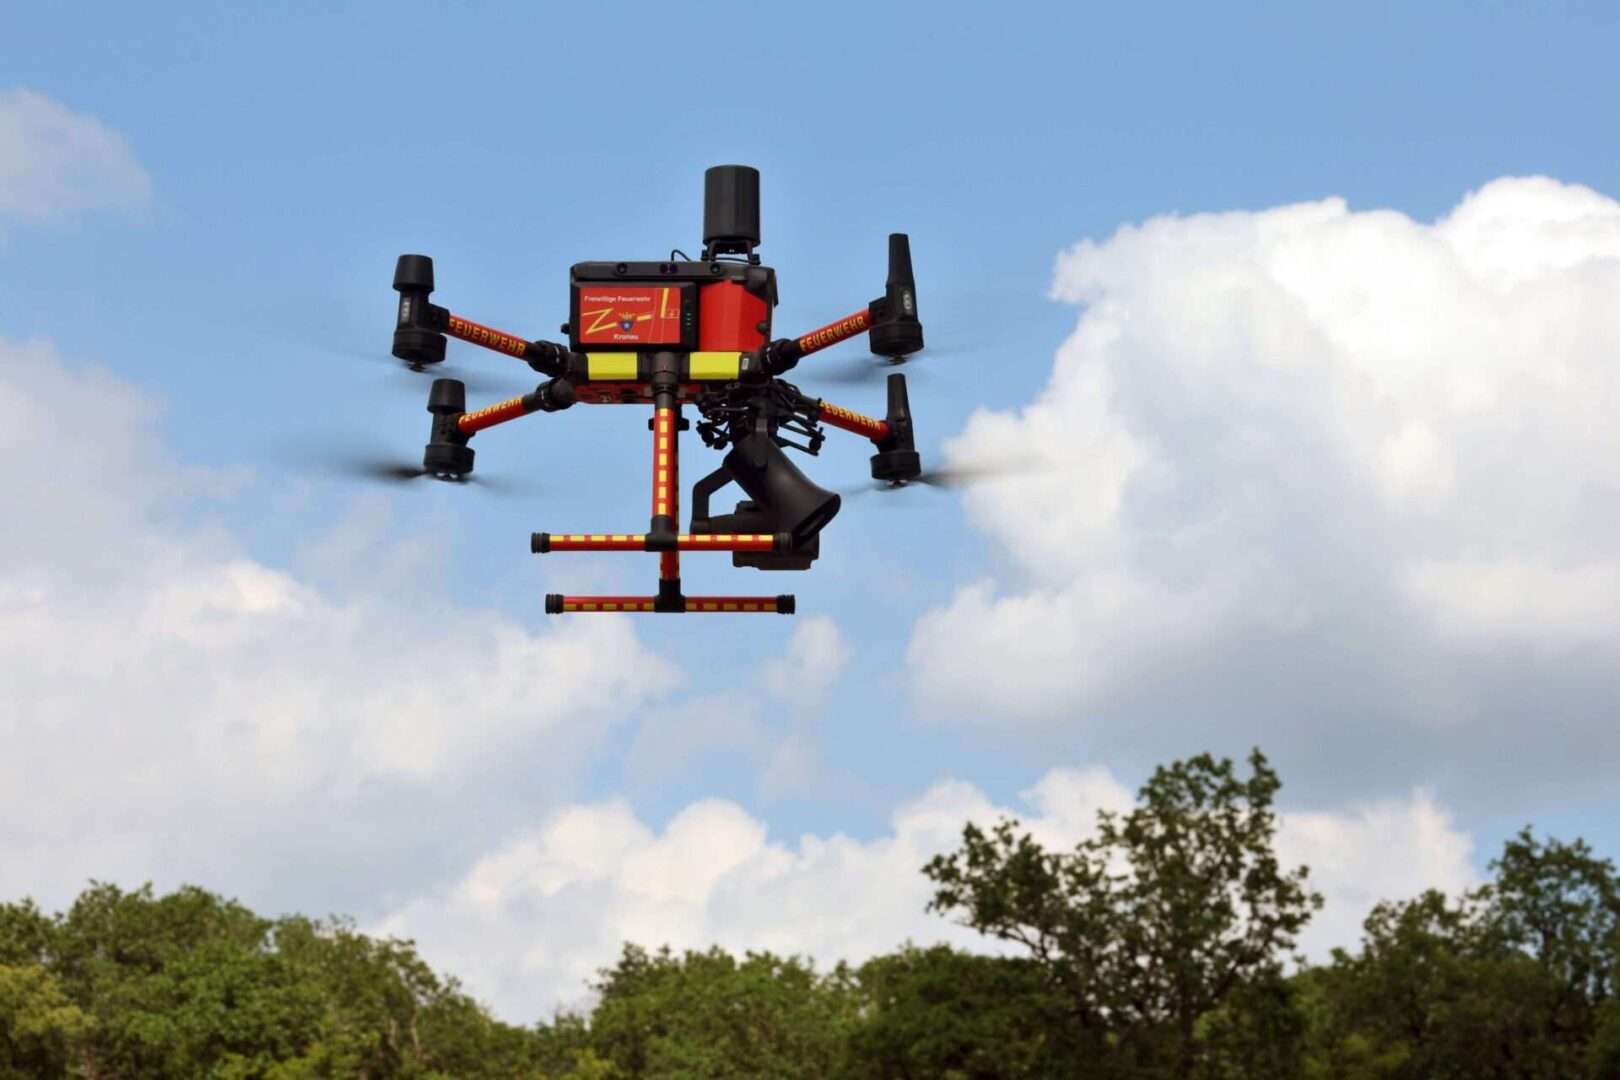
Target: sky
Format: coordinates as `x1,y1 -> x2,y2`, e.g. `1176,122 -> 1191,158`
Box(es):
4,1 -> 1620,1021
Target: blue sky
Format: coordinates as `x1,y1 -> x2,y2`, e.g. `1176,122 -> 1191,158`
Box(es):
6,2 -> 1620,1018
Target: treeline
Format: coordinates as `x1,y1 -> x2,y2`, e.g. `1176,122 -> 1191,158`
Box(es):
4,751 -> 1618,1078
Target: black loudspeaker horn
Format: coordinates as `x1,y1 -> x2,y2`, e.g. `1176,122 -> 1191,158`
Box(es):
723,434 -> 841,545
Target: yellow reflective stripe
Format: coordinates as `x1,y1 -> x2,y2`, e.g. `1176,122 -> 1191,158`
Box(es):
586,353 -> 638,380
688,352 -> 743,380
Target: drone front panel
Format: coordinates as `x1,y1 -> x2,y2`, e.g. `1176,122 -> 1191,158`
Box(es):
573,284 -> 696,349
569,260 -> 775,355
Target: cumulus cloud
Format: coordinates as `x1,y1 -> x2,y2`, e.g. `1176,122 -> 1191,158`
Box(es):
379,763 -> 1473,1022
0,89 -> 150,223
761,615 -> 850,702
1278,789 -> 1478,958
0,337 -> 677,918
619,617 -> 852,793
909,177 -> 1620,809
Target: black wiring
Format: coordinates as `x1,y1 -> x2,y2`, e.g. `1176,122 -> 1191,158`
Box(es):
694,379 -> 826,457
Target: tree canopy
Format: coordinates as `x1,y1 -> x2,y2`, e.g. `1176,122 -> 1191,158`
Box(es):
5,750 -> 1617,1078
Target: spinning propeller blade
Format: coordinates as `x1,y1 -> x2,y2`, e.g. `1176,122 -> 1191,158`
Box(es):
286,291 -> 536,397
803,345 -> 961,385
285,446 -> 530,495
350,347 -> 533,398
842,457 -> 1052,499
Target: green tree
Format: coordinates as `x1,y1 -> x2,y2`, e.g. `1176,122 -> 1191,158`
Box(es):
923,749 -> 1320,1078
2,882 -> 551,1078
1302,829 -> 1620,1079
1301,889 -> 1559,1080
841,943 -> 1078,1079
0,962 -> 93,1079
1485,828 -> 1620,1051
586,943 -> 857,1079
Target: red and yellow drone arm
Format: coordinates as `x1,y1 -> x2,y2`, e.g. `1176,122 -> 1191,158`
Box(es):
816,399 -> 891,443
794,307 -> 873,359
394,254 -> 576,378
454,380 -> 576,438
438,309 -> 576,377
442,313 -> 531,360
760,231 -> 924,376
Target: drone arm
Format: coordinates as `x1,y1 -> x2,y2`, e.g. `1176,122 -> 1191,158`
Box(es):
815,399 -> 890,443
455,379 -> 576,437
393,257 -> 575,378
752,308 -> 872,377
792,308 -> 875,359
815,373 -> 921,483
437,309 -> 575,378
755,234 -> 924,377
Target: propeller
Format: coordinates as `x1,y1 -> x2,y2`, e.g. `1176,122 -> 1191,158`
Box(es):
798,344 -> 966,385
277,444 -> 532,496
344,345 -> 535,399
284,290 -> 538,398
842,457 -> 1053,499
331,454 -> 529,493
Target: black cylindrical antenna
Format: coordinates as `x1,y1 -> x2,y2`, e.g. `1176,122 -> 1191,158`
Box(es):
703,165 -> 761,258
869,233 -> 924,358
887,233 -> 915,290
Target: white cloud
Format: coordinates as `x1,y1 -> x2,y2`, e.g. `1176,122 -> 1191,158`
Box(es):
908,177 -> 1620,807
761,615 -> 850,701
620,618 -> 853,791
0,337 -> 676,919
0,89 -> 150,223
380,763 -> 1472,1022
1278,790 -> 1478,958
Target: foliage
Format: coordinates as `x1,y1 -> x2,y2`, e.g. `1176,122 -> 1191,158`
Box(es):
841,943 -> 1074,1078
0,883 -> 549,1078
0,963 -> 92,1079
6,753 -> 1620,1078
586,943 -> 856,1079
1300,829 -> 1620,1080
923,748 -> 1320,1076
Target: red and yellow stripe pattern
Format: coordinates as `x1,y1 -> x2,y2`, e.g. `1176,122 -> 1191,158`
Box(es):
652,405 -> 677,519
537,533 -> 780,552
553,597 -> 658,613
446,314 -> 529,358
543,534 -> 644,551
796,308 -> 872,356
550,596 -> 788,613
683,597 -> 786,613
677,533 -> 775,551
818,401 -> 890,442
457,395 -> 528,435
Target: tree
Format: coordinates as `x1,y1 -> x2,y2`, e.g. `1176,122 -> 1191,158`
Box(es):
923,749 -> 1320,1078
0,963 -> 92,1079
2,882 -> 552,1078
586,944 -> 857,1078
842,943 -> 1076,1079
1301,888 -> 1564,1080
1302,829 -> 1620,1080
1485,828 -> 1620,1049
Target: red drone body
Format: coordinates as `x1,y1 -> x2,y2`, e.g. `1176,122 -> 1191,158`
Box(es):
389,165 -> 925,615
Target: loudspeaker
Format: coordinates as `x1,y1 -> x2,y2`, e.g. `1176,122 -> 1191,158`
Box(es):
722,434 -> 840,545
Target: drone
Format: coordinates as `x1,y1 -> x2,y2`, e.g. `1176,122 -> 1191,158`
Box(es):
382,164 -> 926,616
